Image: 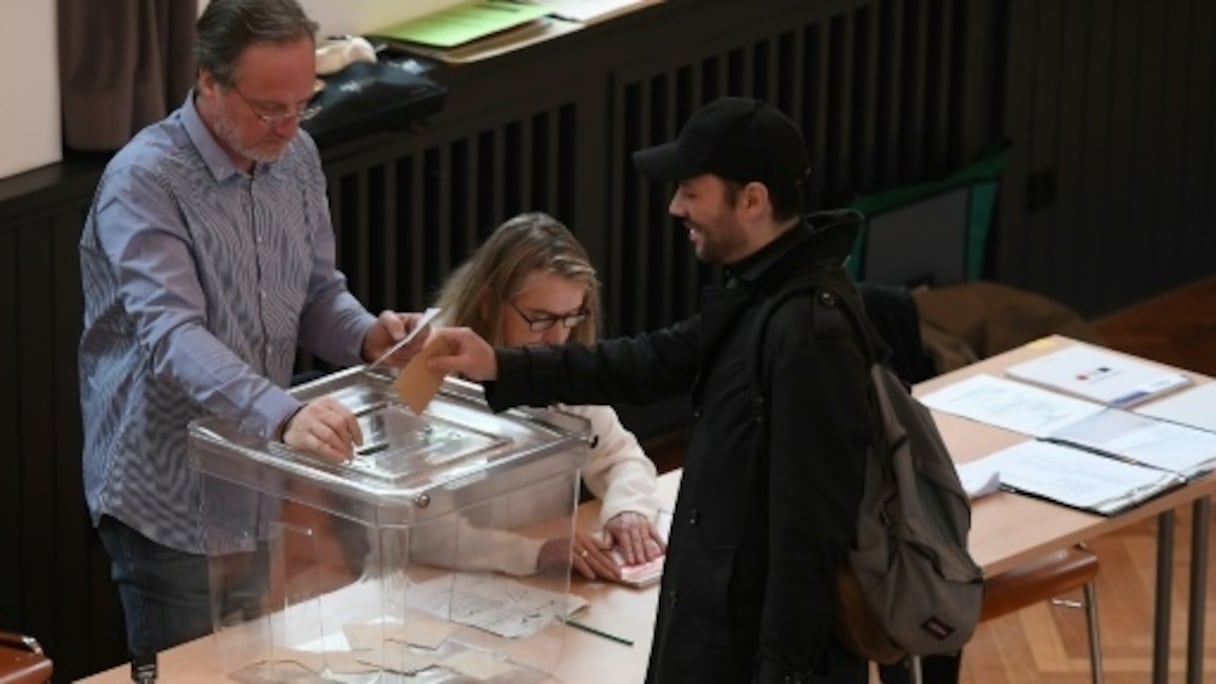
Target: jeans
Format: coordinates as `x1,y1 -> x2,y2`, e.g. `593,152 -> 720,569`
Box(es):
97,515 -> 267,658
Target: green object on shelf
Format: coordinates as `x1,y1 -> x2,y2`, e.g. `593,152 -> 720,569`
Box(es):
374,0 -> 550,48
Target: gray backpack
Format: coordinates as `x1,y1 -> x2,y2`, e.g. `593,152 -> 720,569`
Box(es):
749,268 -> 984,664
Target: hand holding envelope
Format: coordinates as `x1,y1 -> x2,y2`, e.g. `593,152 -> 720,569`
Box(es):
394,333 -> 456,414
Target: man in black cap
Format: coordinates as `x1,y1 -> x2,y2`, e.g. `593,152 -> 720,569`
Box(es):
430,97 -> 872,683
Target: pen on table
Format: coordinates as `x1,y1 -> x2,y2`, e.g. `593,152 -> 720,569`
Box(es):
562,617 -> 633,646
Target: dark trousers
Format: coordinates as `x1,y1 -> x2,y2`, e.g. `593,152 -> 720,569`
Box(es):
97,515 -> 267,658
877,653 -> 962,684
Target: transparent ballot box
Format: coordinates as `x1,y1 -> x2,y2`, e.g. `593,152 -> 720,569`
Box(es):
189,368 -> 590,683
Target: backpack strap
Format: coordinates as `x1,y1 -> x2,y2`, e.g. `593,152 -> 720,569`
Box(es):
746,267 -> 889,410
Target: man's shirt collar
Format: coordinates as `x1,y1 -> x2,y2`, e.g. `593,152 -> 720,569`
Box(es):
180,91 -> 290,181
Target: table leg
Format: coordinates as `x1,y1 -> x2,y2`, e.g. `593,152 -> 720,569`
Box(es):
1186,496 -> 1210,684
1152,509 -> 1174,684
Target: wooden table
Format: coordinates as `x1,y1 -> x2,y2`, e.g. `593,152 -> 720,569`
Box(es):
78,336 -> 1212,684
918,335 -> 1213,684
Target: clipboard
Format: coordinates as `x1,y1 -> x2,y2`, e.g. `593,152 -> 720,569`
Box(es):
984,440 -> 1185,516
1045,408 -> 1216,481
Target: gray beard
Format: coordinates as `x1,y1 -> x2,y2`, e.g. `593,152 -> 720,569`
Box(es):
214,114 -> 288,165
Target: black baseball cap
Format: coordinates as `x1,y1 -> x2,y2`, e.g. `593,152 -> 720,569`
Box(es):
632,97 -> 810,191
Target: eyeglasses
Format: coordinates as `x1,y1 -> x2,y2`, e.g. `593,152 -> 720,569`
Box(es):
229,85 -> 312,126
509,300 -> 588,332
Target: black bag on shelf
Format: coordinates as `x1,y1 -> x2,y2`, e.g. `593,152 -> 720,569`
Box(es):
302,55 -> 446,149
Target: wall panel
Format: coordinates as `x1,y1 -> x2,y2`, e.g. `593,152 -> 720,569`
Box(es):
996,0 -> 1216,315
603,0 -> 989,334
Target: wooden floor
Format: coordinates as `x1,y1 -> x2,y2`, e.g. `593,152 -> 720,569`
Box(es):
957,276 -> 1216,684
642,276 -> 1216,683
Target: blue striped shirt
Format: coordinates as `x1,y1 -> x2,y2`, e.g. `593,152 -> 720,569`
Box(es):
79,94 -> 375,554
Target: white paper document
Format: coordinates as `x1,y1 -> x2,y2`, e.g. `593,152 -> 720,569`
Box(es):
1006,346 -> 1192,408
955,459 -> 1001,500
984,440 -> 1184,515
918,374 -> 1105,436
343,615 -> 452,651
410,574 -> 588,639
1135,383 -> 1216,433
1048,409 -> 1216,478
440,649 -> 522,679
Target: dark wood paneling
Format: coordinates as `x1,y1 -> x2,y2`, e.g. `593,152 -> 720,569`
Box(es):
17,219 -> 58,648
602,0 -> 999,340
996,0 -> 1216,316
0,222 -> 18,629
900,0 -> 928,180
995,0 -> 1032,285
1189,0 -> 1216,263
1129,0 -> 1167,303
0,204 -> 124,680
1157,0 -> 1206,292
1105,0 -> 1141,309
1070,0 -> 1114,314
877,0 -> 904,185
1026,0 -> 1063,294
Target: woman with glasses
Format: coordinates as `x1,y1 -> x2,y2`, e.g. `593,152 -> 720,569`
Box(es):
432,212 -> 667,581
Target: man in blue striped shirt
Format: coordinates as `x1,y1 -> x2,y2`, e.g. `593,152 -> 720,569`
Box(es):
78,0 -> 425,660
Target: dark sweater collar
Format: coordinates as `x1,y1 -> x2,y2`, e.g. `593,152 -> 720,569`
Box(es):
726,209 -> 863,290
726,221 -> 808,284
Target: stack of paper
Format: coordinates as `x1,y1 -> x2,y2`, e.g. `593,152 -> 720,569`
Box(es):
1047,409 -> 1216,479
921,369 -> 1211,516
609,509 -> 672,588
979,441 -> 1185,515
918,374 -> 1105,437
1135,383 -> 1216,433
1005,346 -> 1193,408
410,573 -> 588,639
955,460 -> 1001,500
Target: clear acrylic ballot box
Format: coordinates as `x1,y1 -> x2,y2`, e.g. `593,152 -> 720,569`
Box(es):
189,368 -> 590,683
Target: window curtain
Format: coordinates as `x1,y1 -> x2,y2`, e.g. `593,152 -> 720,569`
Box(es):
58,0 -> 197,151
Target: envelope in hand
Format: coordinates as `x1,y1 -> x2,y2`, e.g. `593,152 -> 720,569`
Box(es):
393,335 -> 452,414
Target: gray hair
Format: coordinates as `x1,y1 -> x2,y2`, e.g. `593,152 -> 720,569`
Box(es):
194,0 -> 318,87
434,212 -> 602,346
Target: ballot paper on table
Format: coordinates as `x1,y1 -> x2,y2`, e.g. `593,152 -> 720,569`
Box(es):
1005,345 -> 1192,408
981,440 -> 1184,515
1134,382 -> 1216,433
954,459 -> 1001,500
918,373 -> 1106,437
409,573 -> 588,639
343,616 -> 453,651
1046,408 -> 1216,479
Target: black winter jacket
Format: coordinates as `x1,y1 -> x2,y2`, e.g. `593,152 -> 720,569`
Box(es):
486,212 -> 872,683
